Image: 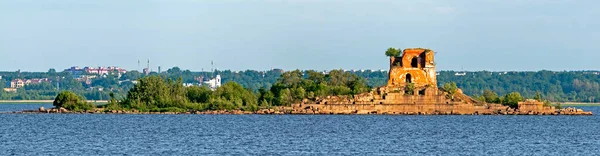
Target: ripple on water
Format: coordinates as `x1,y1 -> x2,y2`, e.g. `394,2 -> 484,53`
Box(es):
0,104 -> 599,155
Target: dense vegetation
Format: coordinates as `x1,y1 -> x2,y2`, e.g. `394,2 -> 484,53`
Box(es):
264,70 -> 370,106
98,70 -> 370,112
436,71 -> 600,103
109,75 -> 259,112
2,68 -> 600,103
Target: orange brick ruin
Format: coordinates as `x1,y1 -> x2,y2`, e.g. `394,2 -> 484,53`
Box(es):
290,48 -> 592,115
388,48 -> 436,88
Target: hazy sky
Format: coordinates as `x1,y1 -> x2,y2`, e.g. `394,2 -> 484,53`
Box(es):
1,0 -> 598,72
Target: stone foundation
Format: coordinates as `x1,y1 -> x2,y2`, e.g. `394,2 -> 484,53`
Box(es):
290,86 -> 592,116
289,103 -> 592,115
11,104 -> 592,115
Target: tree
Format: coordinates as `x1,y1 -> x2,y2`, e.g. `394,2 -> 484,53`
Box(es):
167,67 -> 182,74
306,70 -> 325,84
105,92 -> 121,110
279,70 -> 303,87
48,68 -> 56,74
482,90 -> 499,103
186,86 -> 212,103
291,87 -> 306,101
0,79 -> 5,89
503,92 -> 524,108
350,78 -> 370,95
385,47 -> 400,57
278,89 -> 293,106
211,82 -> 258,109
53,91 -> 82,108
123,75 -> 188,110
443,82 -> 458,95
53,91 -> 94,111
258,87 -> 275,106
534,91 -> 542,101
120,70 -> 142,81
269,69 -> 371,105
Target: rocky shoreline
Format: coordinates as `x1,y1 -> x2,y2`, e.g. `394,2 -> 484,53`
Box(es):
6,106 -> 593,115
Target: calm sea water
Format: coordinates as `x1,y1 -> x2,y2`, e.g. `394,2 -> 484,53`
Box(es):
1,104 -> 599,155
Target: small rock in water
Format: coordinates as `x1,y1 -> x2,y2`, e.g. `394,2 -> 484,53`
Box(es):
39,107 -> 46,112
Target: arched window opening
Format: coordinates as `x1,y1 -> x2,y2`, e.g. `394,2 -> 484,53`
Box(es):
411,57 -> 418,68
419,53 -> 426,67
405,73 -> 412,83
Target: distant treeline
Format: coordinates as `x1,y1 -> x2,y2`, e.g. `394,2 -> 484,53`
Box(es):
436,71 -> 600,103
1,69 -> 599,102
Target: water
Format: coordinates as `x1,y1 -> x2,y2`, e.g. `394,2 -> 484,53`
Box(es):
1,104 -> 599,155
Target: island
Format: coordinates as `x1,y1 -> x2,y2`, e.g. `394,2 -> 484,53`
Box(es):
16,47 -> 592,115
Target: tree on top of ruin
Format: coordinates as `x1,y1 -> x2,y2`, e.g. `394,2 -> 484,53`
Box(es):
385,47 -> 401,57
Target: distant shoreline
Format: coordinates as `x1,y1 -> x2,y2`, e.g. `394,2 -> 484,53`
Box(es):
561,102 -> 600,105
558,103 -> 600,107
0,100 -> 108,104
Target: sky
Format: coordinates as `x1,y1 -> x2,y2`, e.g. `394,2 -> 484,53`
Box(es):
1,0 -> 598,72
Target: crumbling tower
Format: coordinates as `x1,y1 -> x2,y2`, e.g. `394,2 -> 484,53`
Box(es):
387,48 -> 436,87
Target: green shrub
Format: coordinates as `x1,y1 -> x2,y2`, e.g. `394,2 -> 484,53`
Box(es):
442,82 -> 458,95
502,92 -> 524,108
385,47 -> 401,57
406,83 -> 415,95
53,91 -> 95,111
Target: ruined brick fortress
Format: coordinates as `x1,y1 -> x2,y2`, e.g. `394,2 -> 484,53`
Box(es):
292,48 -> 591,115
388,48 -> 437,89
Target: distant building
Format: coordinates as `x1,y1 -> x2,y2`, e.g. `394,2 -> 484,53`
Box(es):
203,75 -> 221,90
183,83 -> 200,87
64,66 -> 127,77
10,78 -> 51,88
65,66 -> 85,76
497,72 -> 508,75
87,87 -> 104,91
10,79 -> 25,88
271,68 -> 284,73
27,78 -> 51,84
455,72 -> 466,76
143,68 -> 150,75
86,66 -> 126,75
75,75 -> 97,85
3,88 -> 17,92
